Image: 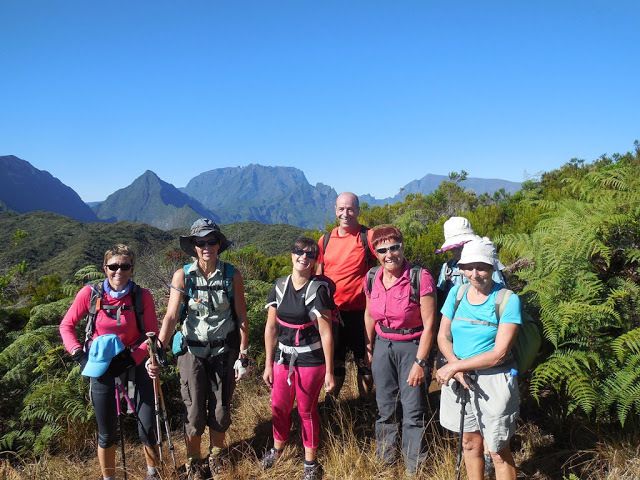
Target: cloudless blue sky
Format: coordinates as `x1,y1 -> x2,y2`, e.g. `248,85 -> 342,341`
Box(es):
1,1 -> 638,201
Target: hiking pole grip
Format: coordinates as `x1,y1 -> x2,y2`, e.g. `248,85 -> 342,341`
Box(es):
146,332 -> 164,464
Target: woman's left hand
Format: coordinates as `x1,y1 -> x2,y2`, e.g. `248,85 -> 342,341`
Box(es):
324,372 -> 335,393
407,362 -> 425,387
435,362 -> 459,386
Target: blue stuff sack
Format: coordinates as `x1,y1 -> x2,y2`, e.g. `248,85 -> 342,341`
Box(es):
171,331 -> 187,357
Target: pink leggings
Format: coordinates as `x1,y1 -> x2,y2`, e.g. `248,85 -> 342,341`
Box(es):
271,362 -> 326,449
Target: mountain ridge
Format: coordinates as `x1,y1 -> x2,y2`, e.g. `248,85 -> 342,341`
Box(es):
93,170 -> 219,230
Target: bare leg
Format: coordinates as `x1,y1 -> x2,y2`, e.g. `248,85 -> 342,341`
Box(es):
357,374 -> 373,398
490,448 -> 516,480
304,447 -> 317,462
186,433 -> 202,460
143,444 -> 159,467
209,429 -> 225,450
462,431 -> 484,480
97,445 -> 116,478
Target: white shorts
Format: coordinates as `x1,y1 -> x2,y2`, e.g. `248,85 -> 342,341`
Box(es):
439,365 -> 519,452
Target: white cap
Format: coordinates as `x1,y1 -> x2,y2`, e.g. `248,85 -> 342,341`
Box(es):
440,217 -> 477,251
458,236 -> 501,269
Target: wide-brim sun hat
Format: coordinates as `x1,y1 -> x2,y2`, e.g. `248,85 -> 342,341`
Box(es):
82,334 -> 125,378
179,218 -> 232,257
457,236 -> 501,269
439,216 -> 477,252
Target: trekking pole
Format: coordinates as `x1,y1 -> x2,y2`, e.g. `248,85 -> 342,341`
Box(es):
147,332 -> 177,469
114,380 -> 128,480
454,379 -> 470,480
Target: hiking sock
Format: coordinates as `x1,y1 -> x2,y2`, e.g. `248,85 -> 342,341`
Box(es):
304,460 -> 318,469
147,465 -> 158,475
210,446 -> 223,457
103,477 -> 114,480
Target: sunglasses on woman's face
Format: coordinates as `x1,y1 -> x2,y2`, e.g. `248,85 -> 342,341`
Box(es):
292,248 -> 317,259
105,263 -> 133,272
194,239 -> 219,248
375,243 -> 402,255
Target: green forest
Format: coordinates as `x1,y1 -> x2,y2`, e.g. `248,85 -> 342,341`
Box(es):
0,143 -> 638,479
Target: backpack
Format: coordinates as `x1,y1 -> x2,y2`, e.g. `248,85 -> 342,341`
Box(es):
172,261 -> 239,355
83,281 -> 145,351
274,275 -> 338,323
365,265 -> 422,305
322,225 -> 375,268
453,284 -> 542,373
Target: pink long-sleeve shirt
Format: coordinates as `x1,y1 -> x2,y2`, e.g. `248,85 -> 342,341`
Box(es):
59,284 -> 159,365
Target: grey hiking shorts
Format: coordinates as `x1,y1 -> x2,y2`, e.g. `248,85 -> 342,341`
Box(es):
178,349 -> 237,437
439,364 -> 519,452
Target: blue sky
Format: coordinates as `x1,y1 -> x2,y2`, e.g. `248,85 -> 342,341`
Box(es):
1,1 -> 638,202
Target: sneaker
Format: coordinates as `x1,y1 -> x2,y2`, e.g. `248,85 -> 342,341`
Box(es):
301,463 -> 323,480
261,447 -> 281,469
208,453 -> 224,477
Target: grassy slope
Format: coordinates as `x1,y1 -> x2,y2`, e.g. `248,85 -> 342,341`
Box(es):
2,370 -> 639,479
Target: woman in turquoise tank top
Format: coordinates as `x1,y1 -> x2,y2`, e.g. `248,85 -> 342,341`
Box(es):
435,237 -> 521,480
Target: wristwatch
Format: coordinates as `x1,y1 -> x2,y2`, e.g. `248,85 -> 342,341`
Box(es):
415,357 -> 427,368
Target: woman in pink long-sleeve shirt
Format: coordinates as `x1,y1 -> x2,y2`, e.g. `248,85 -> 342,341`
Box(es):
59,244 -> 160,480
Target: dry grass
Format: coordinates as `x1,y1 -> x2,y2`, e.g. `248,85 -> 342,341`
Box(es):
1,367 -> 640,479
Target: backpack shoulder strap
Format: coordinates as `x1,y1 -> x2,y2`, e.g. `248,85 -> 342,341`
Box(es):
322,232 -> 331,252
409,265 -> 422,305
365,266 -> 380,295
84,282 -> 104,346
304,279 -> 330,306
221,261 -> 235,301
129,282 -> 146,341
453,284 -> 471,317
360,225 -> 374,266
494,288 -> 513,322
274,275 -> 290,307
179,263 -> 196,327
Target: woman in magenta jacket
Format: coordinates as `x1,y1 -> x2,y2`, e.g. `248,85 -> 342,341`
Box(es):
59,244 -> 160,480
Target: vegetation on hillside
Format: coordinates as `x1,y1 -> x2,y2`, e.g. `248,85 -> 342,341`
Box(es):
0,144 -> 639,478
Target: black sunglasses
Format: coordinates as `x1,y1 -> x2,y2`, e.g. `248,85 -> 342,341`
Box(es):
194,239 -> 220,248
105,263 -> 133,272
375,243 -> 402,255
292,248 -> 318,259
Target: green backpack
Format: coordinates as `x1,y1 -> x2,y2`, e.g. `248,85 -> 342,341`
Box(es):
454,284 -> 542,373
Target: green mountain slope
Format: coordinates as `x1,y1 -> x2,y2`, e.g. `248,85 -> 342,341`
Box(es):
94,170 -> 218,230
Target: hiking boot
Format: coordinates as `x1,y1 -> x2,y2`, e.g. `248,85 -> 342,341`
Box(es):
208,453 -> 224,478
301,463 -> 323,480
186,459 -> 207,480
261,447 -> 281,469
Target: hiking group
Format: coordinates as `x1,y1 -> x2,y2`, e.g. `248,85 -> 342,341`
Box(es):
60,191 -> 528,480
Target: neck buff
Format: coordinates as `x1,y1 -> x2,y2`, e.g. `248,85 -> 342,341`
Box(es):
103,279 -> 132,299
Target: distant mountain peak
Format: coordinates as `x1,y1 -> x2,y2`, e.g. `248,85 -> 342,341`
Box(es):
94,171 -> 218,230
0,155 -> 98,222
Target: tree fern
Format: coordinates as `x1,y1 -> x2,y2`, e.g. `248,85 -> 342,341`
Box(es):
497,151 -> 640,424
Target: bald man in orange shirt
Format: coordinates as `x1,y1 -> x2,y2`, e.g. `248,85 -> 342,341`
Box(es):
317,192 -> 375,398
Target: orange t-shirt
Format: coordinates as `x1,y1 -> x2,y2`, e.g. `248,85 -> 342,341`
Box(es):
317,227 -> 374,311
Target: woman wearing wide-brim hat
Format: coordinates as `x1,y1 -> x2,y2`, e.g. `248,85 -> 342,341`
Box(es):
435,237 -> 521,480
150,218 -> 249,480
